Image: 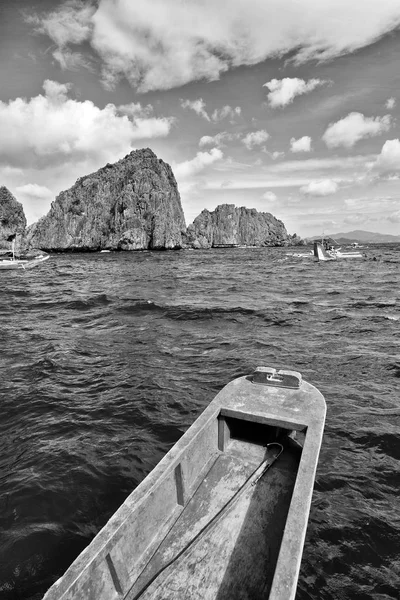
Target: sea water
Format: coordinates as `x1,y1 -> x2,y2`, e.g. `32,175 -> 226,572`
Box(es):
0,246 -> 399,599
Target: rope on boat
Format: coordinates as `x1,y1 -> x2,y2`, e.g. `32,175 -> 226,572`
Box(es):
129,442 -> 284,600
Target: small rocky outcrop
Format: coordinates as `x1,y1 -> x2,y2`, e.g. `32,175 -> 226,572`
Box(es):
26,149 -> 186,251
184,204 -> 293,248
0,187 -> 27,251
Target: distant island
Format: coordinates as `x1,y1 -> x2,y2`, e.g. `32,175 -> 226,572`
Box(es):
307,230 -> 400,244
1,149 -> 303,252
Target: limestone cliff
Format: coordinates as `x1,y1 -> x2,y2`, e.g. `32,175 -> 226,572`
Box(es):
184,204 -> 293,248
26,149 -> 186,251
0,187 -> 27,251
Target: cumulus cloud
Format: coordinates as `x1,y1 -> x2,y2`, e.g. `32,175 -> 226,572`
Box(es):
264,78 -> 327,108
300,179 -> 338,196
322,112 -> 391,148
242,130 -> 270,150
373,139 -> 400,175
27,1 -> 400,92
173,148 -> 223,180
0,80 -> 174,169
180,98 -> 210,121
262,191 -> 277,202
385,97 -> 396,110
42,79 -> 71,100
290,136 -> 312,153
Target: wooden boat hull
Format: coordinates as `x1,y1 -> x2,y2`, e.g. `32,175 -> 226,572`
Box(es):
43,367 -> 326,600
0,255 -> 49,270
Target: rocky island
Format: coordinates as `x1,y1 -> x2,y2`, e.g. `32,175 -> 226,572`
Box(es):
1,149 -> 302,251
0,187 -> 27,249
184,204 -> 299,248
25,149 -> 186,252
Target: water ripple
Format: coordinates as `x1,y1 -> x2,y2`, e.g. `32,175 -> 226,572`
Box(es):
0,245 -> 399,599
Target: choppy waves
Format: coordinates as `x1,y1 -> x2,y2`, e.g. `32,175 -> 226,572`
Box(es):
0,246 -> 399,599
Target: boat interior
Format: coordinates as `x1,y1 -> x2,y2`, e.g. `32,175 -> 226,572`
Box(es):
125,416 -> 304,600
43,370 -> 325,600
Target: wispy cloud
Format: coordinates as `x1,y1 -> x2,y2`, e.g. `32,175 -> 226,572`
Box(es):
269,155 -> 373,174
26,0 -> 96,72
388,210 -> 400,222
322,112 -> 391,148
264,78 -> 327,108
343,213 -> 368,225
180,98 -> 210,121
52,48 -> 94,72
269,151 -> 285,160
201,153 -> 375,193
199,132 -> 239,148
117,103 -> 154,118
26,0 -> 95,46
14,184 -> 55,225
180,99 -> 241,123
15,183 -> 53,199
211,106 -> 241,122
27,0 -> 400,91
173,148 -> 223,180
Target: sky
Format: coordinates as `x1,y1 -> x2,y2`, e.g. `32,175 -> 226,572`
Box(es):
1,1 -> 400,237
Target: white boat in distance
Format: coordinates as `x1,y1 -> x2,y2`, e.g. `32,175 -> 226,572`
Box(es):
313,241 -> 364,262
285,250 -> 314,258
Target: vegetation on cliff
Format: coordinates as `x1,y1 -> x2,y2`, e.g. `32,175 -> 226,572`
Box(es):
183,204 -> 299,248
0,187 -> 27,250
2,150 -> 304,252
26,149 -> 186,252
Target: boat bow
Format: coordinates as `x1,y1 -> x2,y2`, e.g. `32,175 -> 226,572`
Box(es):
42,368 -> 326,600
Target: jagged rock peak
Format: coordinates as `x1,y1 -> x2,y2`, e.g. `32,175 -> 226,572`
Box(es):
184,203 -> 292,248
26,148 -> 186,252
78,148 -> 161,179
0,186 -> 27,249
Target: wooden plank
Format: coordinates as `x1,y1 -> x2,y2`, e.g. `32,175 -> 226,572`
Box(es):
131,449 -> 299,600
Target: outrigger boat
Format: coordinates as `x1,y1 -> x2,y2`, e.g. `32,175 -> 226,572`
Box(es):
0,250 -> 49,270
43,367 -> 326,600
313,241 -> 363,262
0,235 -> 49,270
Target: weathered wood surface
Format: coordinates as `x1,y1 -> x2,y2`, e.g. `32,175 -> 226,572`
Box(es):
42,370 -> 326,600
128,444 -> 300,600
